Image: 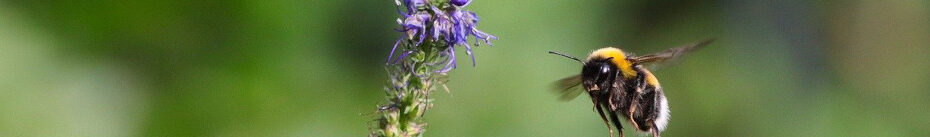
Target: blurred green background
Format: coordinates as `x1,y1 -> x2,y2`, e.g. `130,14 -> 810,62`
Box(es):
1,0 -> 929,137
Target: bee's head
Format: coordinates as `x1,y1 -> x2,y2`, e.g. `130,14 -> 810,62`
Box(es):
580,47 -> 640,92
548,47 -> 636,92
581,57 -> 619,92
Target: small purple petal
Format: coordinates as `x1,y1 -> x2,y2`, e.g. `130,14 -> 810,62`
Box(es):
436,48 -> 456,73
393,51 -> 414,64
386,38 -> 403,64
450,0 -> 471,6
464,43 -> 476,66
404,0 -> 426,13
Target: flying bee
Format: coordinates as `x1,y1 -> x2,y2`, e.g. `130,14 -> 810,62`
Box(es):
549,39 -> 714,137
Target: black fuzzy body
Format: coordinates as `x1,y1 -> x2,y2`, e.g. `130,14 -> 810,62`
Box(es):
581,59 -> 666,136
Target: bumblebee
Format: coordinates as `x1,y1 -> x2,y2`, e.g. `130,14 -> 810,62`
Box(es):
549,39 -> 714,137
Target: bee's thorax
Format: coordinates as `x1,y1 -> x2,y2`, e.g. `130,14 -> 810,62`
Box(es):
587,47 -> 638,78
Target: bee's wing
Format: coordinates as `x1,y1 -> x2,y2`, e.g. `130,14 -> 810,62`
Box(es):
552,75 -> 585,101
631,38 -> 715,68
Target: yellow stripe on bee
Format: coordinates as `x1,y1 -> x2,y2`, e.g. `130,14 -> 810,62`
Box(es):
641,69 -> 662,87
588,47 -> 637,78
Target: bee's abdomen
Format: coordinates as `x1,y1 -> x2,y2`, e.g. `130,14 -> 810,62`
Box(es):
625,66 -> 669,132
631,85 -> 664,131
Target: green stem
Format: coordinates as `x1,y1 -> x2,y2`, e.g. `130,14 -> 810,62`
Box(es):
372,40 -> 446,137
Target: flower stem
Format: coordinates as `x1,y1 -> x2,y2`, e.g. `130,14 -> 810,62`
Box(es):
374,41 -> 447,137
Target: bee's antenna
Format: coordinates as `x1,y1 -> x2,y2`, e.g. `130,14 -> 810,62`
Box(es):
548,51 -> 584,64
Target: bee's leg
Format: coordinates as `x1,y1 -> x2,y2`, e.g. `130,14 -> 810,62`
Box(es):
608,96 -> 617,110
594,104 -> 614,137
627,101 -> 641,129
608,110 -> 626,137
651,125 -> 661,137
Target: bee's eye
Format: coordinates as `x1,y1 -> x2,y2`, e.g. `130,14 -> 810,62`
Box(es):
600,65 -> 612,74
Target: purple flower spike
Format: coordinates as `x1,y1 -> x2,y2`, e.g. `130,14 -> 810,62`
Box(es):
388,0 -> 494,72
450,0 -> 471,6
